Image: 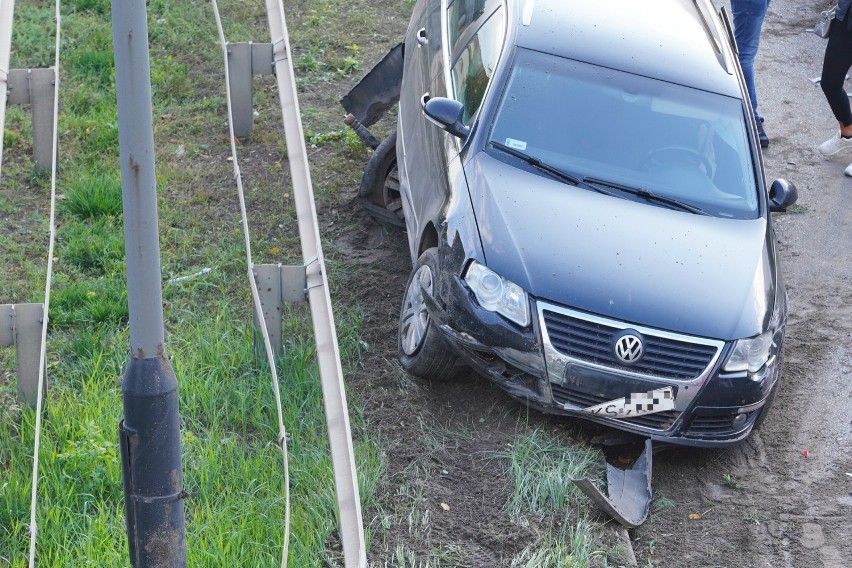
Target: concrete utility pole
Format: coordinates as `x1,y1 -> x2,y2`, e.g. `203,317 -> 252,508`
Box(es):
110,0 -> 187,565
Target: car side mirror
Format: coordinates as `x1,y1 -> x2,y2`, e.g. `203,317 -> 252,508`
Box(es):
768,179 -> 798,212
423,97 -> 470,139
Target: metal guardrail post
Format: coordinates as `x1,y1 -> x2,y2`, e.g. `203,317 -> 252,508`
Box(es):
111,0 -> 187,564
0,303 -> 46,406
252,263 -> 307,358
227,42 -> 273,139
6,68 -> 58,169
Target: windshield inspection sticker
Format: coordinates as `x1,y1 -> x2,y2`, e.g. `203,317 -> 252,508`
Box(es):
581,387 -> 674,418
504,138 -> 527,151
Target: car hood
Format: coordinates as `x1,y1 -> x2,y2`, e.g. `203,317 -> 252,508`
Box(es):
464,153 -> 773,340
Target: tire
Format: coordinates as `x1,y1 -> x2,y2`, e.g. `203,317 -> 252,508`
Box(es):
398,248 -> 460,381
359,130 -> 405,227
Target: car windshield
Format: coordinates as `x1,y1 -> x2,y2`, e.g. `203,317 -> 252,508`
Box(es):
487,49 -> 759,219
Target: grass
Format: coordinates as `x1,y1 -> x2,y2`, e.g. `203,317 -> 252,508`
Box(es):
492,428 -> 615,566
721,473 -> 748,492
2,0 -> 394,565
495,429 -> 602,519
2,0 -> 609,565
509,518 -> 599,568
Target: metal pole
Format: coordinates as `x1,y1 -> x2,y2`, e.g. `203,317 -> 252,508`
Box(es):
264,2 -> 367,566
110,0 -> 186,565
0,0 -> 15,181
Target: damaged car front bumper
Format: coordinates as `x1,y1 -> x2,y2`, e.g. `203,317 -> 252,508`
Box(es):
425,266 -> 781,448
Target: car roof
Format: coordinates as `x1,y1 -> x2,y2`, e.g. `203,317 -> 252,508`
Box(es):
513,0 -> 742,98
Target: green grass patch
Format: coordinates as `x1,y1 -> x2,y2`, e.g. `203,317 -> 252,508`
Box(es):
509,518 -> 600,568
49,275 -> 129,327
62,172 -> 123,219
493,429 -> 608,566
496,429 -> 602,518
59,216 -> 125,273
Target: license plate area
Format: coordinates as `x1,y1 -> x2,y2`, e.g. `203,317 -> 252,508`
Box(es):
560,362 -> 677,417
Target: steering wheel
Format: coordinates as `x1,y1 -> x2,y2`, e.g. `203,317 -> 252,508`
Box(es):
641,146 -> 713,176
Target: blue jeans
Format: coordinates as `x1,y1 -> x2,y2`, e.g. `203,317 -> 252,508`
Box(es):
731,0 -> 770,119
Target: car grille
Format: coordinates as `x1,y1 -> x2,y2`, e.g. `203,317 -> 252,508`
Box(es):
542,309 -> 719,380
550,383 -> 680,431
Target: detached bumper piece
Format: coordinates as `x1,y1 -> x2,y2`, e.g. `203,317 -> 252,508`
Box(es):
572,439 -> 653,528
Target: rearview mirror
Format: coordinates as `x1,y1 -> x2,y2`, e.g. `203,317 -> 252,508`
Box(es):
423,97 -> 470,139
768,179 -> 798,213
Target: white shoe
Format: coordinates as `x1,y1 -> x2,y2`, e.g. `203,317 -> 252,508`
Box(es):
845,163 -> 852,177
818,131 -> 852,156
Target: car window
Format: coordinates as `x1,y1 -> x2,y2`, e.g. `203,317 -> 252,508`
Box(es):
487,49 -> 759,219
447,0 -> 493,52
451,8 -> 504,126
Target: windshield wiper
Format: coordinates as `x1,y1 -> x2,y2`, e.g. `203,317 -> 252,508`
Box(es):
583,176 -> 708,215
489,140 -> 585,187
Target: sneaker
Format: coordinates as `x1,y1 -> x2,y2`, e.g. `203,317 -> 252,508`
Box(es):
818,131 -> 852,156
845,162 -> 852,177
756,117 -> 769,148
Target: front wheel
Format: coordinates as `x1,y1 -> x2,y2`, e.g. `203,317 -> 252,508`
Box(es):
398,248 -> 460,381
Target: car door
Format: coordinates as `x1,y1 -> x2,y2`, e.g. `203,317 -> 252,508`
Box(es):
397,0 -> 436,256
404,0 -> 505,258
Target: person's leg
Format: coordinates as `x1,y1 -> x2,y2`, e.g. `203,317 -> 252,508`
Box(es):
820,21 -> 852,133
731,0 -> 770,118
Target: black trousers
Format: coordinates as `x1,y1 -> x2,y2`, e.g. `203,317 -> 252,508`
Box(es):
821,17 -> 852,127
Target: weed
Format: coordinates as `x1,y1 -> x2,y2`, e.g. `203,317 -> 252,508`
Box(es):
49,275 -> 129,327
493,428 -> 603,518
745,509 -> 768,525
721,473 -> 748,492
651,496 -> 675,513
59,217 -> 125,273
509,517 -> 602,568
63,172 -> 123,219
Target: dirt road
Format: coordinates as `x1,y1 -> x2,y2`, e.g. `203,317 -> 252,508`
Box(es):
631,2 -> 852,566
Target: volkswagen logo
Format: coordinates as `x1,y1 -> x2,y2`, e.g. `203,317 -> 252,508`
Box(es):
613,330 -> 644,365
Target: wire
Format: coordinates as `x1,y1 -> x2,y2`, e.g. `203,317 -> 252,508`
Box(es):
209,1 -> 291,566
28,3 -> 61,566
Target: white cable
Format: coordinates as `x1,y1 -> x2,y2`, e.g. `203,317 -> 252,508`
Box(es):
28,2 -> 61,566
209,1 -> 291,566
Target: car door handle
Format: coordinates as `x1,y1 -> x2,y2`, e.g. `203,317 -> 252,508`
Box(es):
417,27 -> 428,46
420,93 -> 431,108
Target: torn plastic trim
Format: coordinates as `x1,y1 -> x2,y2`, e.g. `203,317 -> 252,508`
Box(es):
572,438 -> 653,528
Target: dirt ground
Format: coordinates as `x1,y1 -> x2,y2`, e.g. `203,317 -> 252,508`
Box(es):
324,1 -> 852,566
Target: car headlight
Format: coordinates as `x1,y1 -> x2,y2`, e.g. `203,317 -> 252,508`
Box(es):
723,292 -> 785,374
463,261 -> 530,327
723,330 -> 774,373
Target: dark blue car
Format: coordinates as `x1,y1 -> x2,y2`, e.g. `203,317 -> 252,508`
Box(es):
352,0 -> 798,447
